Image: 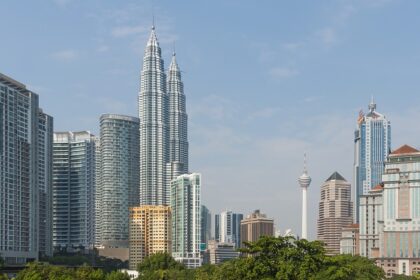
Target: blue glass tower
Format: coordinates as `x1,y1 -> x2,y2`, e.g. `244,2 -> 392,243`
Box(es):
354,99 -> 391,222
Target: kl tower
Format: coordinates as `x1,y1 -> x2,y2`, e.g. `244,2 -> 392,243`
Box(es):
298,154 -> 311,240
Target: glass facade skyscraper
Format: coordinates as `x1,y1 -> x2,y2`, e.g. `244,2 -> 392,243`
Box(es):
0,73 -> 53,264
52,131 -> 96,249
96,114 -> 139,248
215,211 -> 243,248
354,100 -> 391,222
171,173 -> 201,268
139,27 -> 189,206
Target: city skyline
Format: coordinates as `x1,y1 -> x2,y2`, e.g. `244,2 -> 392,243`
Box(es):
3,0 -> 420,239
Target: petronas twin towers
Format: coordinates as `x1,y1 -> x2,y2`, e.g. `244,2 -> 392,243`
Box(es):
139,26 -> 188,206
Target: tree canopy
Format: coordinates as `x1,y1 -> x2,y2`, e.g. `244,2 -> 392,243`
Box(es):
13,236 -> 386,280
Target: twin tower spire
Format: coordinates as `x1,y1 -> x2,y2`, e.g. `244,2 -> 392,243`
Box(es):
139,26 -> 188,206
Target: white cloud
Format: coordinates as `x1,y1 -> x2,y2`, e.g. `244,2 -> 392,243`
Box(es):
282,42 -> 303,52
269,67 -> 299,79
97,45 -> 110,52
50,49 -> 79,61
317,27 -> 337,47
111,25 -> 148,38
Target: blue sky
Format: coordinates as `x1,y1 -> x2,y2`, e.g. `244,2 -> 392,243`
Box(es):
2,0 -> 420,238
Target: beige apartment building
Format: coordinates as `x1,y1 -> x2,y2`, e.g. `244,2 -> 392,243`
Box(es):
317,172 -> 353,255
240,210 -> 274,246
128,206 -> 172,270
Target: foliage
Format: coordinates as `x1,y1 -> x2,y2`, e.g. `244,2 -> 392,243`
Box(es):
14,237 -> 387,280
137,252 -> 192,280
314,254 -> 384,280
42,251 -> 127,272
14,262 -> 130,280
194,236 -> 385,280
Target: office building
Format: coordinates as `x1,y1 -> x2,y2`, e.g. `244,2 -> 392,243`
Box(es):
354,99 -> 391,222
96,114 -> 139,259
205,240 -> 239,265
359,184 -> 384,258
139,26 -> 189,206
376,145 -> 420,277
129,206 -> 171,270
139,26 -> 169,206
340,224 -> 360,255
215,211 -> 243,248
201,205 -> 212,251
53,131 -> 96,250
171,173 -> 201,268
240,210 -> 274,246
0,73 -> 53,264
167,52 -> 189,179
317,172 -> 353,255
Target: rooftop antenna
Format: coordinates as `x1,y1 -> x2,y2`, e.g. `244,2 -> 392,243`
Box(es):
173,41 -> 176,56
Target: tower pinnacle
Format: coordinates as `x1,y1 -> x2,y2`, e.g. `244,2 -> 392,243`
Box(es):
368,96 -> 376,113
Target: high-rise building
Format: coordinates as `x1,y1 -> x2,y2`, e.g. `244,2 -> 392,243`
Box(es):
52,131 -> 96,250
171,173 -> 201,268
215,211 -> 243,248
129,206 -> 171,270
38,110 -> 54,257
359,184 -> 384,258
376,145 -> 420,277
167,52 -> 189,179
298,155 -> 311,239
139,27 -> 189,206
240,210 -> 274,246
96,114 -> 139,257
354,99 -> 391,222
201,205 -> 212,250
0,73 -> 53,264
139,26 -> 169,206
317,172 -> 353,255
340,224 -> 360,255
215,214 -> 220,242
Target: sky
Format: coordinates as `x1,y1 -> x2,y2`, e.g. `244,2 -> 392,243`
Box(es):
2,0 -> 420,239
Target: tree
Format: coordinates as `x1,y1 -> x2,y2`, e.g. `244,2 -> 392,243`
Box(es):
137,252 -> 189,280
238,236 -> 326,280
105,271 -> 131,280
314,254 -> 385,280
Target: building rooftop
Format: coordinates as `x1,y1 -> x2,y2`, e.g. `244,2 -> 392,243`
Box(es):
325,171 -> 346,182
390,144 -> 419,155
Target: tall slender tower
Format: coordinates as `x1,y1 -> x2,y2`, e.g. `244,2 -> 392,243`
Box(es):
139,26 -> 169,205
298,154 -> 311,239
166,52 -> 189,183
354,98 -> 390,222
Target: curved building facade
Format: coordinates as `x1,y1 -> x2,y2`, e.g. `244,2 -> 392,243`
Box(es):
97,114 -> 139,248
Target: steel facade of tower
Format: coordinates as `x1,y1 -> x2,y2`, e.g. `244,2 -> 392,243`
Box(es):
97,114 -> 140,248
139,27 -> 169,205
139,27 -> 189,206
167,53 -> 189,178
0,73 -> 53,264
354,100 -> 391,222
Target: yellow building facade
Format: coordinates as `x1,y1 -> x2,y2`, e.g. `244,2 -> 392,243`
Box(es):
128,206 -> 172,270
